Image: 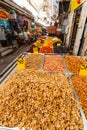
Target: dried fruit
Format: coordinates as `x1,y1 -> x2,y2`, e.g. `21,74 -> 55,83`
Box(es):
72,75 -> 87,118
44,55 -> 65,72
24,54 -> 43,70
39,46 -> 53,53
65,56 -> 85,73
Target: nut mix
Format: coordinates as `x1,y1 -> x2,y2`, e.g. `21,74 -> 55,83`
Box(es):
0,69 -> 83,129
65,56 -> 85,73
72,75 -> 87,118
24,54 -> 43,70
44,56 -> 65,72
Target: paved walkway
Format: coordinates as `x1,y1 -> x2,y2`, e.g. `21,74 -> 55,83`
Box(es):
0,44 -> 29,73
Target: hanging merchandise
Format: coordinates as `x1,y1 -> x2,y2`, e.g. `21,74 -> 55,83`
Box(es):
18,15 -> 24,25
31,22 -> 35,32
23,20 -> 28,31
0,10 -> 8,20
70,0 -> 85,11
9,10 -> 17,21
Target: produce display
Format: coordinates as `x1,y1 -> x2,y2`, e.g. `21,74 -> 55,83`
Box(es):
42,37 -> 62,47
72,75 -> 87,118
34,40 -> 42,47
0,70 -> 83,129
65,56 -> 85,73
39,36 -> 46,42
39,46 -> 53,53
24,54 -> 43,70
52,37 -> 62,44
44,55 -> 65,72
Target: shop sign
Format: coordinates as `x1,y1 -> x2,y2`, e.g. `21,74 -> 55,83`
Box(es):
57,43 -> 61,46
17,58 -> 25,70
70,0 -> 85,12
0,10 -> 8,19
79,64 -> 87,76
33,47 -> 38,54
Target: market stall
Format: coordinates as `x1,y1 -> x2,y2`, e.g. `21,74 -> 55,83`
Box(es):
0,53 -> 87,130
27,36 -> 67,54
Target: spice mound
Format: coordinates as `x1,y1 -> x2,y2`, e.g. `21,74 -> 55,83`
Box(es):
0,70 -> 83,129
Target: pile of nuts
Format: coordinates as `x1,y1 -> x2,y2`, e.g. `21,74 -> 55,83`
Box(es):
0,69 -> 83,129
44,56 -> 65,72
24,54 -> 43,70
72,75 -> 87,118
65,56 -> 85,73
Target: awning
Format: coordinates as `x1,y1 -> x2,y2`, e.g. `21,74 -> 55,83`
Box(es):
0,0 -> 34,20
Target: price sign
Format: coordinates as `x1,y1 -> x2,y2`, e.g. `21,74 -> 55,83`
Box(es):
17,58 -> 25,70
33,47 -> 38,54
79,64 -> 87,76
57,43 -> 61,46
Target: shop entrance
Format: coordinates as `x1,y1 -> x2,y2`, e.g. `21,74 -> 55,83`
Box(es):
69,7 -> 82,52
78,18 -> 87,55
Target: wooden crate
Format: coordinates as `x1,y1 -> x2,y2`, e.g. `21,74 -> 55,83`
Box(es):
48,26 -> 56,34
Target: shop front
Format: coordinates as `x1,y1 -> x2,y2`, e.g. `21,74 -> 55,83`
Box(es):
0,9 -> 11,31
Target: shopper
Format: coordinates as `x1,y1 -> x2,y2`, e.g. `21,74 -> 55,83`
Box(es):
61,17 -> 67,43
0,28 -> 7,47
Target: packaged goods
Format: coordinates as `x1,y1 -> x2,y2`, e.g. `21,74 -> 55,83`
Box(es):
24,54 -> 43,70
65,56 -> 85,73
0,70 -> 83,129
72,75 -> 87,118
44,55 -> 65,72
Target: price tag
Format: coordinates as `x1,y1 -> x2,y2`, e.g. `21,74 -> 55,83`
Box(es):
85,32 -> 87,37
33,47 -> 38,54
17,58 -> 25,70
79,64 -> 87,76
57,43 -> 61,46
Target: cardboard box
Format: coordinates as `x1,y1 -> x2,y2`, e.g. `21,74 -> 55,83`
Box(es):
48,26 -> 56,34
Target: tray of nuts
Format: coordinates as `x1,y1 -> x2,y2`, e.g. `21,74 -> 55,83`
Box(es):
24,53 -> 45,70
43,54 -> 66,74
0,70 -> 84,130
0,53 -> 44,86
63,55 -> 86,75
68,75 -> 87,130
